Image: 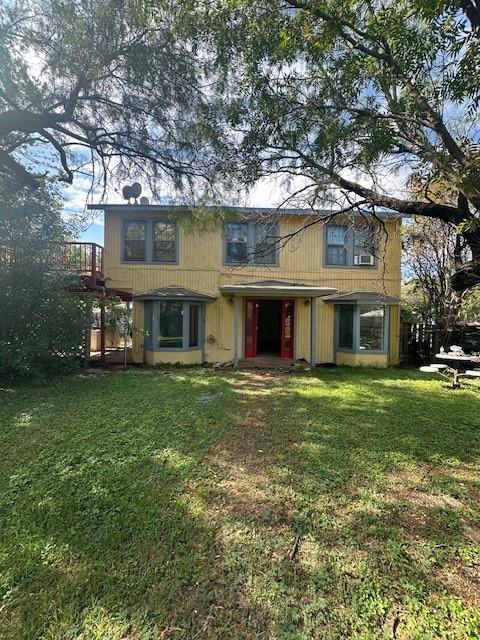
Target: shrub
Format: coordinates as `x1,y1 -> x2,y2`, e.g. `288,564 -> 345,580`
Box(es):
0,179 -> 86,379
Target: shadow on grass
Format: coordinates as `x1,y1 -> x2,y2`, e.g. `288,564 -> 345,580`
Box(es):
0,368 -> 479,639
203,368 -> 480,638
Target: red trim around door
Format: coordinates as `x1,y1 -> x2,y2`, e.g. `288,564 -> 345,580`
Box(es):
244,299 -> 258,357
281,299 -> 295,358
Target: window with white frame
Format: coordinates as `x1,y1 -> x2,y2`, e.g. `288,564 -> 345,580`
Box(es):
336,303 -> 387,352
225,221 -> 279,265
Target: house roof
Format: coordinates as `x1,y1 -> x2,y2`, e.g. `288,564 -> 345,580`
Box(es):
86,203 -> 404,220
134,286 -> 217,302
220,280 -> 337,297
322,291 -> 400,304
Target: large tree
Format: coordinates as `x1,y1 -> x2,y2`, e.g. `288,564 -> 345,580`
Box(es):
0,177 -> 86,378
180,0 -> 480,291
0,0 -> 209,196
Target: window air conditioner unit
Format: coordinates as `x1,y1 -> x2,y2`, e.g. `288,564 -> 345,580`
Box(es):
354,254 -> 375,266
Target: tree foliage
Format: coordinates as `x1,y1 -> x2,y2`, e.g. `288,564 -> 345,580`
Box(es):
0,0 -> 210,196
179,0 -> 480,290
402,216 -> 476,326
0,178 -> 86,379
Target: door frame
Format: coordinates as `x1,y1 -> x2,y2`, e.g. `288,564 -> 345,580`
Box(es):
280,299 -> 295,359
244,298 -> 295,359
244,298 -> 259,358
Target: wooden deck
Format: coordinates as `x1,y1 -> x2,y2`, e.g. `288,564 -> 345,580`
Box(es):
238,356 -> 308,369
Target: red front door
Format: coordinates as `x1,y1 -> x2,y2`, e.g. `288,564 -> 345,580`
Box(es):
281,299 -> 295,358
244,299 -> 258,357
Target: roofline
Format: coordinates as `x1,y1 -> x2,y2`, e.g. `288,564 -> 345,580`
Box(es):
86,203 -> 404,219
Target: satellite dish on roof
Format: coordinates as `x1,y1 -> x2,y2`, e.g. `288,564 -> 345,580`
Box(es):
122,184 -> 133,201
131,182 -> 142,199
140,196 -> 149,205
122,182 -> 143,203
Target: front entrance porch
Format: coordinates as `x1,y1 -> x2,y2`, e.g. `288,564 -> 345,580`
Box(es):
244,298 -> 295,359
220,280 -> 339,367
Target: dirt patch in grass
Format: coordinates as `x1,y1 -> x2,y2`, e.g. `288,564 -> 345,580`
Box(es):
2,368 -> 480,639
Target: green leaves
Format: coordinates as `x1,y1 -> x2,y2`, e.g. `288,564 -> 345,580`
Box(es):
0,178 -> 86,379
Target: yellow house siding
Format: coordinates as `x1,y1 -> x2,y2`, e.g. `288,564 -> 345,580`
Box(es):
104,210 -> 402,366
132,300 -> 144,364
388,305 -> 401,365
104,213 -> 401,297
317,301 -> 335,363
145,349 -> 203,365
336,352 -> 389,367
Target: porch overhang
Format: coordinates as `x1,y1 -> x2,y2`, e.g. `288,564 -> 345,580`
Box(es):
135,286 -> 216,302
220,280 -> 337,298
322,291 -> 400,304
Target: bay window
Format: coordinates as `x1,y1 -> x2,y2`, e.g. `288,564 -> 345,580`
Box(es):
158,302 -> 183,348
338,304 -> 354,349
336,303 -> 388,352
359,305 -> 385,351
144,300 -> 202,351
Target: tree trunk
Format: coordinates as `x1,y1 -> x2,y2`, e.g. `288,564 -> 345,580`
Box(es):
451,227 -> 480,291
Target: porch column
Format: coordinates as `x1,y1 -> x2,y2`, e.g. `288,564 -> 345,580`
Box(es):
100,305 -> 106,365
233,296 -> 241,367
310,296 -> 317,367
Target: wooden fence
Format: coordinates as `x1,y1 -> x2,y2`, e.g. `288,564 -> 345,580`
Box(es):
400,323 -> 475,363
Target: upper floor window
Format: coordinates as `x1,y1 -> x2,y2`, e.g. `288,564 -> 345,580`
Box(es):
354,229 -> 376,266
225,221 -> 279,265
225,223 -> 248,263
325,223 -> 377,267
123,218 -> 177,263
153,220 -> 176,262
326,225 -> 348,265
124,220 -> 146,261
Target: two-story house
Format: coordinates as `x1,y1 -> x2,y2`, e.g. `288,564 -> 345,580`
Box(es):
88,204 -> 402,367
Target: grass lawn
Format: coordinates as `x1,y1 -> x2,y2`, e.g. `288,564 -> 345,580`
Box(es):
1,367 -> 480,639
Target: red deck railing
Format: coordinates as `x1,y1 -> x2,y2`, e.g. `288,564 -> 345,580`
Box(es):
60,242 -> 104,287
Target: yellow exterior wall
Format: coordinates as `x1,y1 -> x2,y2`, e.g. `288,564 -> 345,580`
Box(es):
335,352 -> 389,367
144,349 -> 203,366
388,305 -> 401,365
103,209 -> 402,366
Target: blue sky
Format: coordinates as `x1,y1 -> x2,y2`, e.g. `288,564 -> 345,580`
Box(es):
79,217 -> 104,244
